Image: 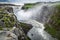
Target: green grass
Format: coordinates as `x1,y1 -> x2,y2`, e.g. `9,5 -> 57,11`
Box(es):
22,4 -> 36,9
44,4 -> 60,40
0,26 -> 3,30
44,24 -> 57,37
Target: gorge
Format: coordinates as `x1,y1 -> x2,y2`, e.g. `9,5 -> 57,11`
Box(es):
0,2 -> 60,40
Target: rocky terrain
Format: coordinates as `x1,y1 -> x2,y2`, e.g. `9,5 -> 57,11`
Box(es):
0,7 -> 32,40
0,3 -> 60,40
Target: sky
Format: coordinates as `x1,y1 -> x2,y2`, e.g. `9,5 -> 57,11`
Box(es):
20,0 -> 60,3
0,0 -> 60,3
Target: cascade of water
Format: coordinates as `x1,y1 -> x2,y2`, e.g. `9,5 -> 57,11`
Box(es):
14,3 -> 54,23
13,3 -> 57,40
13,4 -> 47,22
26,20 -> 57,40
13,4 -> 24,15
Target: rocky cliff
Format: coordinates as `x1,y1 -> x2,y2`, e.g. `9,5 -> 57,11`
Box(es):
0,7 -> 32,40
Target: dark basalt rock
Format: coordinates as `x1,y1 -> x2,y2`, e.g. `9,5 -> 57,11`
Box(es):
20,22 -> 33,34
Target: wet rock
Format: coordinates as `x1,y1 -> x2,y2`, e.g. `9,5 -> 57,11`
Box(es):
20,22 -> 33,34
0,31 -> 18,40
0,6 -> 31,40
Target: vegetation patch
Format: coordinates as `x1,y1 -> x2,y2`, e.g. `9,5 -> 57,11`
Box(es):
22,3 -> 36,9
19,22 -> 32,34
44,4 -> 60,40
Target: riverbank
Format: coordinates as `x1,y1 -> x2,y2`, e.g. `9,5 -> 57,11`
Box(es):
44,4 -> 60,40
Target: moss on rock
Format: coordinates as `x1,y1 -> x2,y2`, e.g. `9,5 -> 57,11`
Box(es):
0,7 -> 31,40
0,11 -> 16,30
19,22 -> 32,34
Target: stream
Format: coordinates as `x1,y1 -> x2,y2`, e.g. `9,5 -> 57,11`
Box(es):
13,3 -> 57,40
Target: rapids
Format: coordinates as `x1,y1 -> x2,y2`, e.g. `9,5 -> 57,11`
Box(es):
13,3 -> 57,40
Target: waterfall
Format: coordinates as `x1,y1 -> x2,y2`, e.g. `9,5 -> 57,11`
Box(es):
13,3 -> 57,40
26,20 -> 57,40
14,3 -> 54,23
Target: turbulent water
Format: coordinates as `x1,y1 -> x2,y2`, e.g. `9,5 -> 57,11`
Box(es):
26,20 -> 57,40
13,3 -> 57,40
14,3 -> 54,23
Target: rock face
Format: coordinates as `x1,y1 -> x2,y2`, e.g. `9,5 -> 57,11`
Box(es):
0,31 -> 18,40
20,22 -> 33,34
0,12 -> 16,28
0,7 -> 18,40
0,27 -> 31,40
0,7 -> 31,40
11,27 -> 31,40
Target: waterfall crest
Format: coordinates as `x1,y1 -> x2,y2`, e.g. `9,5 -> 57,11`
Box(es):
13,3 -> 57,40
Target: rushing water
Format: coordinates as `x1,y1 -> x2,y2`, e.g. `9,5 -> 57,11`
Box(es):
0,3 -> 57,40
0,0 -> 59,40
13,3 -> 57,40
14,3 -> 54,23
25,20 -> 56,40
